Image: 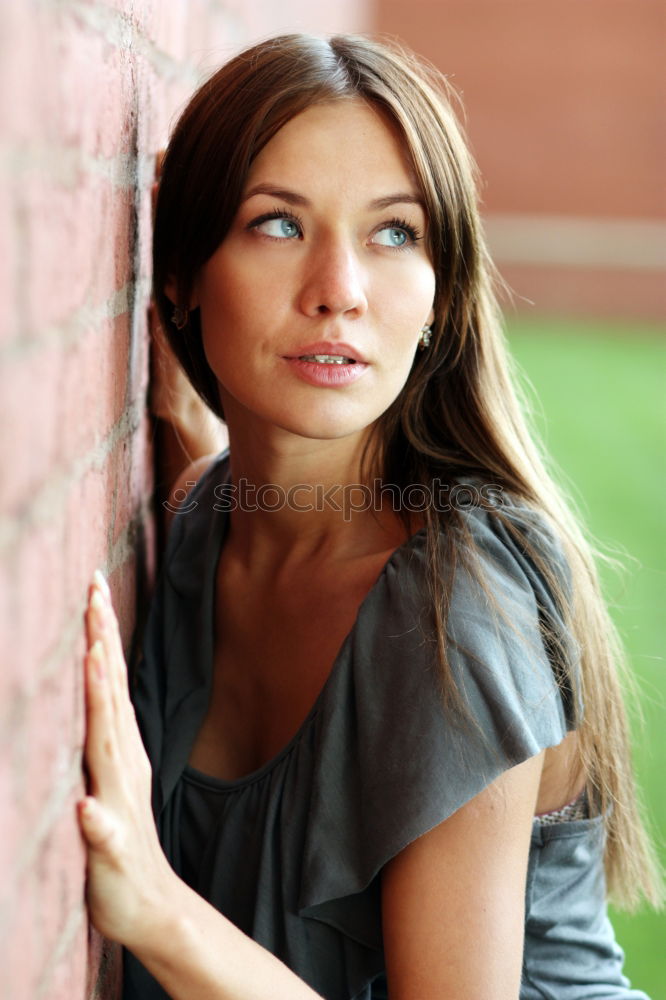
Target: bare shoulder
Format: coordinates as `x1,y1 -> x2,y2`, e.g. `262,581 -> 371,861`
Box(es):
381,753 -> 544,998
164,453 -> 221,533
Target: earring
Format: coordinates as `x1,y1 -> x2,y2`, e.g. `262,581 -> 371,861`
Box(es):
418,324 -> 432,350
171,306 -> 189,330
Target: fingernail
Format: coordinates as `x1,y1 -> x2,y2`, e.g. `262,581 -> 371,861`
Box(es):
79,797 -> 94,817
90,588 -> 106,624
93,569 -> 111,601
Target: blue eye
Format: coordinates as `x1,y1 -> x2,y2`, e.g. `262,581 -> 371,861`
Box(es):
261,217 -> 300,238
372,218 -> 421,249
374,226 -> 409,247
250,211 -> 303,240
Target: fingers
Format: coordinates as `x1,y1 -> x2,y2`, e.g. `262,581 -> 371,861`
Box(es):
87,590 -> 123,712
78,795 -> 122,853
83,639 -> 121,798
83,572 -> 149,764
85,572 -> 129,706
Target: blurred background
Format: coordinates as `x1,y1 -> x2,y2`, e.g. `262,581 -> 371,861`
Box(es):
0,0 -> 663,996
377,0 -> 665,321
375,4 -> 665,992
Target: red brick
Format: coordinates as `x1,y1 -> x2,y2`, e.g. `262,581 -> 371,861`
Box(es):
58,312 -> 133,472
40,919 -> 89,1000
0,4 -> 52,146
1,318 -> 143,529
0,737 -> 22,895
1,3 -> 385,999
78,0 -> 134,15
21,675 -> 79,836
135,181 -> 155,284
13,514 -> 68,681
142,68 -> 198,156
71,630 -> 89,755
110,436 -> 137,551
22,172 -> 134,334
0,552 -> 20,705
107,552 -> 139,659
0,342 -> 63,516
1,793 -> 87,998
0,182 -> 14,345
49,21 -> 137,160
63,460 -> 116,615
123,313 -> 151,420
143,0 -> 189,61
33,800 -> 88,979
6,5 -> 138,162
2,869 -> 40,1000
111,421 -> 152,550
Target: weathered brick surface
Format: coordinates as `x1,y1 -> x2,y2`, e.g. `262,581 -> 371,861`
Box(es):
0,2 -> 368,997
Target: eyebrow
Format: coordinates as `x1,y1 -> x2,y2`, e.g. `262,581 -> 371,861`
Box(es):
243,184 -> 310,206
242,183 -> 424,211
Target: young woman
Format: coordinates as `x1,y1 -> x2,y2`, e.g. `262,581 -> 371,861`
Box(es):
79,33 -> 661,1000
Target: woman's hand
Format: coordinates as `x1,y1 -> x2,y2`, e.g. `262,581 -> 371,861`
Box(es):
78,571 -> 176,949
77,572 -> 324,999
148,300 -> 205,425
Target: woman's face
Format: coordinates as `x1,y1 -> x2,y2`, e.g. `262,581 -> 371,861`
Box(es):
193,98 -> 436,443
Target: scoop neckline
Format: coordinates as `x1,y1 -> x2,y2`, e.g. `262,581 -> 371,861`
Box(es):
182,451 -> 427,792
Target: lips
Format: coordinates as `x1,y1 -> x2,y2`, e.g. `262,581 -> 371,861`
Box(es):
282,343 -> 370,388
284,341 -> 368,364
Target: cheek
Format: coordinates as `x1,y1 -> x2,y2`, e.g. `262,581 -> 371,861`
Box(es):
379,265 -> 435,340
197,263 -> 256,361
198,253 -> 290,344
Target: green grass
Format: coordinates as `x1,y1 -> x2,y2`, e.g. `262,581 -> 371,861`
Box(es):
507,316 -> 666,998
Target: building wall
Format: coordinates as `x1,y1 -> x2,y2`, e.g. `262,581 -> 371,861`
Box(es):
375,0 -> 665,320
0,3 -> 661,997
0,3 -> 369,998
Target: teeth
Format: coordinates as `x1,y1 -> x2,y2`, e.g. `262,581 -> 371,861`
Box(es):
299,354 -> 355,364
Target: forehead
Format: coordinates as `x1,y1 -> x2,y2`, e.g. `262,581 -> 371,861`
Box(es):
244,98 -> 421,200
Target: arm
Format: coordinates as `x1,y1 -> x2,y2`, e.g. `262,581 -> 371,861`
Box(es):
79,573 -> 541,1000
381,752 -> 543,1000
79,573 -> 322,1000
162,453 -> 220,535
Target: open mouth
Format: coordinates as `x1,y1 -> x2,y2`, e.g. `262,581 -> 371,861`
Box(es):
297,354 -> 356,365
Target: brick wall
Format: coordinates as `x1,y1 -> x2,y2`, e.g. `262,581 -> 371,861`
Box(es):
0,2 -> 368,997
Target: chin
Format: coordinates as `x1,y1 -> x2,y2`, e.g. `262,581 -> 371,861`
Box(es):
273,413 -> 373,442
221,386 -> 392,444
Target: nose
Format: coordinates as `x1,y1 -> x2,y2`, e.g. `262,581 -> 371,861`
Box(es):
298,238 -> 368,319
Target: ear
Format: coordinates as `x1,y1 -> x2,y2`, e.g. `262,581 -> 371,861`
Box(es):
163,278 -> 199,310
426,307 -> 435,327
163,277 -> 177,306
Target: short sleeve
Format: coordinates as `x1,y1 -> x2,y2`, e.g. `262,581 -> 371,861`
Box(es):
297,503 -> 578,950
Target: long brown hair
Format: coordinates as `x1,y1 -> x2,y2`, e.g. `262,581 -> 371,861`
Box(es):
153,33 -> 661,908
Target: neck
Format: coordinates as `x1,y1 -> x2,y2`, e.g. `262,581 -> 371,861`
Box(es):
221,415 -> 404,570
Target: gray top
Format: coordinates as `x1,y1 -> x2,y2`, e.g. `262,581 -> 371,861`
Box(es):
123,453 -> 647,1000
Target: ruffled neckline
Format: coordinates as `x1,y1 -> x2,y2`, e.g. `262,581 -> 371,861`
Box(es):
181,452 -> 427,792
